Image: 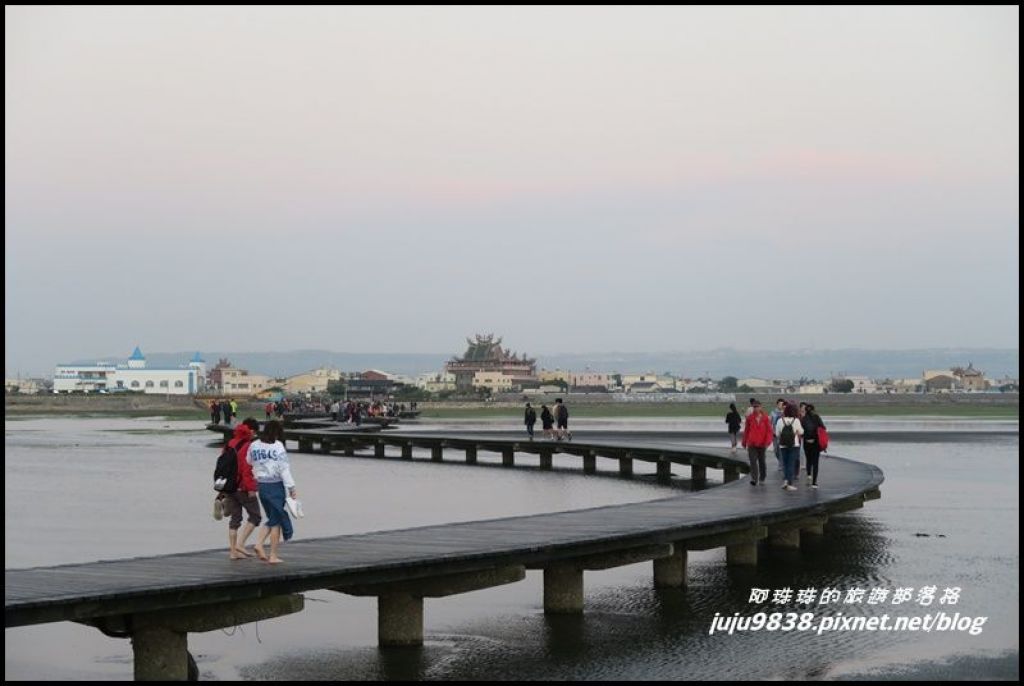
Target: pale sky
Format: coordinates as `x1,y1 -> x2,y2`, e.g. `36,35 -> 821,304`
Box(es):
5,6 -> 1019,376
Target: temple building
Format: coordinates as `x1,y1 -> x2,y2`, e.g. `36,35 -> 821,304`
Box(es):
445,334 -> 537,391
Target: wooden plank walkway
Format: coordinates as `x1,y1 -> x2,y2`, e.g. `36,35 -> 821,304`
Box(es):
5,435 -> 882,628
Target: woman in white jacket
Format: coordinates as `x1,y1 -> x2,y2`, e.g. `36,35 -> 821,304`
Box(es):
247,420 -> 298,564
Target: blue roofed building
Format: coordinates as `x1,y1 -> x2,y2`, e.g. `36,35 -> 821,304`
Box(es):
53,348 -> 207,395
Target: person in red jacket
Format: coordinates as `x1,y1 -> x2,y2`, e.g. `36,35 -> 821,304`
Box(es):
742,400 -> 774,485
222,418 -> 263,559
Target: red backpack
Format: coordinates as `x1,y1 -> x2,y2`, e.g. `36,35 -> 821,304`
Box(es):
817,426 -> 830,451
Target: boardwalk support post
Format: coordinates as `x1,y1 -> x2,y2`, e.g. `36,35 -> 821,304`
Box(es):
582,450 -> 596,474
82,595 -> 304,681
298,438 -> 313,453
531,545 -> 673,613
542,565 -> 583,614
336,566 -> 525,648
539,448 -> 553,470
465,445 -> 478,464
691,464 -> 707,483
431,445 -> 443,462
619,456 -> 633,477
375,441 -> 386,458
657,457 -> 672,484
680,526 -> 768,567
502,447 -> 515,467
653,546 -> 687,588
723,465 -> 740,483
401,444 -> 413,460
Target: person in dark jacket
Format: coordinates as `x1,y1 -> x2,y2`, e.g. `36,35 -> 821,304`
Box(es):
725,403 -> 742,453
801,404 -> 827,488
210,400 -> 221,425
540,404 -> 555,440
221,418 -> 263,559
524,403 -> 537,440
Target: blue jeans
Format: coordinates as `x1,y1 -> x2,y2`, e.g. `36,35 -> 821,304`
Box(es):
258,481 -> 294,541
780,446 -> 801,485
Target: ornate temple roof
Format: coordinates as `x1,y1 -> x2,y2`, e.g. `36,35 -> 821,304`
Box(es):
452,334 -> 534,365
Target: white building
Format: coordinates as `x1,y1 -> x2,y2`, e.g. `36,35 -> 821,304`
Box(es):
53,348 -> 206,395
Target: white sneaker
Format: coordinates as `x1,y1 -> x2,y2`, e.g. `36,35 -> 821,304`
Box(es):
811,484 -> 819,489
781,483 -> 789,490
785,485 -> 798,491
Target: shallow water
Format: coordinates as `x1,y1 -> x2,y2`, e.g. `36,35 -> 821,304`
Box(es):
4,417 -> 1019,680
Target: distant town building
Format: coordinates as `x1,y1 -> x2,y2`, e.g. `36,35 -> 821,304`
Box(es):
282,367 -> 343,395
53,348 -> 206,395
570,371 -> 614,391
207,358 -> 271,396
5,378 -> 45,395
445,334 -> 537,391
472,370 -> 515,392
416,372 -> 457,393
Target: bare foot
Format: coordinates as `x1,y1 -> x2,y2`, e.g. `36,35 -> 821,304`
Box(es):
229,550 -> 247,560
253,544 -> 267,561
267,556 -> 284,564
235,547 -> 254,558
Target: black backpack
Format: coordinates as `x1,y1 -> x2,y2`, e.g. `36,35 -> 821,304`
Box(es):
213,443 -> 240,493
779,419 -> 796,448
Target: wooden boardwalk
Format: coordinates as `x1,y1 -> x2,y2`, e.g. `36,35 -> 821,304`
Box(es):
5,432 -> 882,678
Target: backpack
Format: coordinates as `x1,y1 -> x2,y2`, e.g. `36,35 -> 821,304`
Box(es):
779,419 -> 796,448
558,404 -> 568,421
213,443 -> 239,493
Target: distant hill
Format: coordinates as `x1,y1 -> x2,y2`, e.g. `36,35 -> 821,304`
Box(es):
74,348 -> 1019,380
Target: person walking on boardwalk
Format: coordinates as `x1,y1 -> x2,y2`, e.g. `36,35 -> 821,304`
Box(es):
247,420 -> 297,564
775,403 -> 804,491
800,403 -> 827,489
540,404 -> 555,440
741,400 -> 773,485
554,398 -> 572,441
524,403 -> 537,440
222,418 -> 263,559
220,399 -> 232,425
725,403 -> 742,453
769,398 -> 786,470
229,398 -> 238,423
210,400 -> 221,425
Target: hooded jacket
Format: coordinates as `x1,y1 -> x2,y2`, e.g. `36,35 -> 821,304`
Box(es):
228,423 -> 259,492
743,411 -> 774,449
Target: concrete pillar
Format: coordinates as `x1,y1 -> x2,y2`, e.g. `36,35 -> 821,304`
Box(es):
132,626 -> 188,681
543,566 -> 584,614
801,522 -> 826,536
298,438 -> 313,453
691,464 -> 707,482
726,541 -> 758,566
619,457 -> 633,477
401,444 -> 413,459
539,449 -> 553,470
375,441 -> 386,458
378,593 -> 424,647
583,451 -> 596,474
465,446 -> 477,464
724,466 -> 740,483
768,528 -> 801,549
653,547 -> 687,588
431,445 -> 443,462
657,459 -> 672,484
343,442 -> 355,456
502,448 -> 515,467
320,439 -> 332,454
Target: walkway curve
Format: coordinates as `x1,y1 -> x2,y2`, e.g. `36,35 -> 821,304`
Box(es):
5,433 -> 883,628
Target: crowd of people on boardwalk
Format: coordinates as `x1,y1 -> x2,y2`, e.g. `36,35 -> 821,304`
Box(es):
213,419 -> 299,564
209,399 -> 238,425
524,399 -> 572,441
728,398 -> 829,491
